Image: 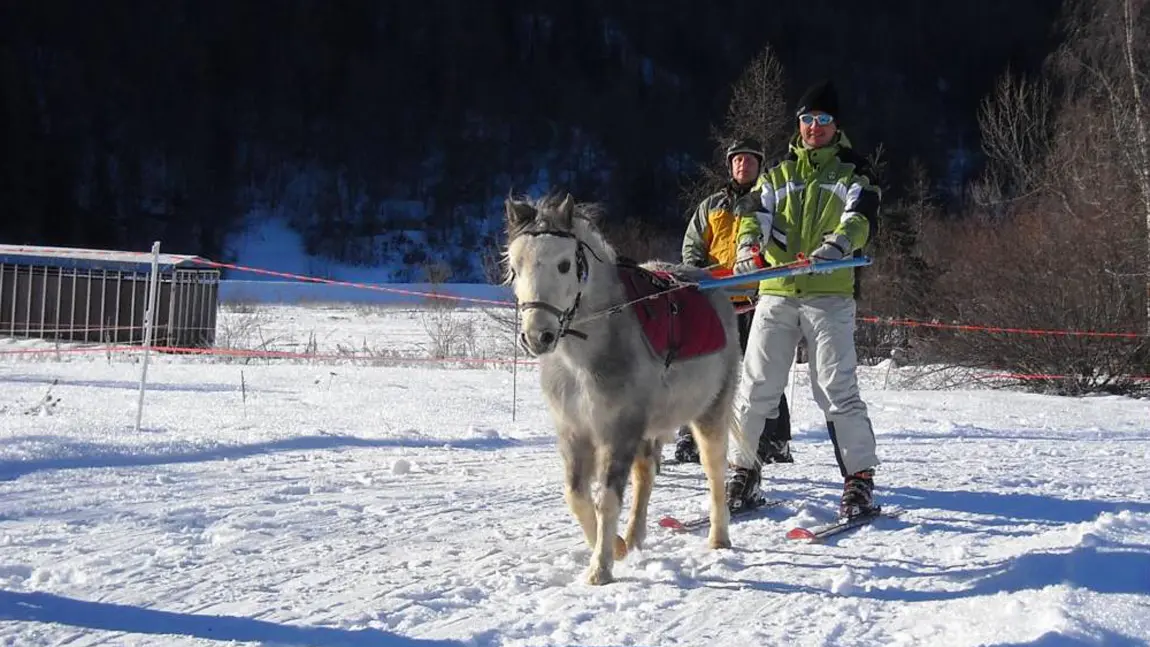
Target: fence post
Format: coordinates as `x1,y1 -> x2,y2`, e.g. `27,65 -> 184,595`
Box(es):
511,305 -> 519,422
135,241 -> 162,432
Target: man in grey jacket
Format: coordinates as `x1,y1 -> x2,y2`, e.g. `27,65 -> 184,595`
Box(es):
673,138 -> 794,473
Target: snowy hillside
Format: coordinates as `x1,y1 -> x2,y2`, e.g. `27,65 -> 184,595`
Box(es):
221,200 -> 507,286
222,216 -> 451,285
1,303 -> 1149,646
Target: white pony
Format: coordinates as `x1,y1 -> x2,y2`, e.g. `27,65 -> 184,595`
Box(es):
503,192 -> 744,585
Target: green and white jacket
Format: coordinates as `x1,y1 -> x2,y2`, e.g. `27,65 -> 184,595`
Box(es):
737,132 -> 880,297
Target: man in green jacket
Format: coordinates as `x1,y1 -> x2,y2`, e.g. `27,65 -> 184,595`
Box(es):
727,80 -> 881,519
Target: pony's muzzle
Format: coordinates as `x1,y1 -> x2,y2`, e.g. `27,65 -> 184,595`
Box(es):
520,328 -> 558,356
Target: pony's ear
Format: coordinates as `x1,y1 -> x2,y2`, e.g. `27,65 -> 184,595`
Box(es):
505,198 -> 535,231
557,193 -> 576,227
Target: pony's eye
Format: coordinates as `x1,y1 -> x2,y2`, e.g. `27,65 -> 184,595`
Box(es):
558,259 -> 571,274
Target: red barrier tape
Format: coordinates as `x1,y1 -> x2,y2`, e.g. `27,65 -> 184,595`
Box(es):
856,316 -> 1148,340
732,309 -> 1146,340
154,345 -> 533,364
981,372 -> 1150,383
0,343 -> 536,364
194,258 -> 515,308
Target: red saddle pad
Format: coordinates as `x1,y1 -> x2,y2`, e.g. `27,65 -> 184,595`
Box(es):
616,264 -> 727,365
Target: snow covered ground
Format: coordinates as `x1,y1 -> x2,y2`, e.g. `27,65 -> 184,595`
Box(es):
2,303 -> 1149,646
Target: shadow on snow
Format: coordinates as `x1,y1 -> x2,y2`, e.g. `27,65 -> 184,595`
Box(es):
0,589 -> 473,647
0,433 -> 553,481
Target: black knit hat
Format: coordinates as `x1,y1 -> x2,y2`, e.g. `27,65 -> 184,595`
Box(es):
795,80 -> 839,118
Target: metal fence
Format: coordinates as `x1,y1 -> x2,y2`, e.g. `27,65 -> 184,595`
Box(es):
0,262 -> 219,348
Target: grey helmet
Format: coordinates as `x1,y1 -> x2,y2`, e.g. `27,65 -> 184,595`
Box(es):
725,138 -> 765,167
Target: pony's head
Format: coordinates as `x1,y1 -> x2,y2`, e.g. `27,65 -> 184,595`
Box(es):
503,192 -> 605,356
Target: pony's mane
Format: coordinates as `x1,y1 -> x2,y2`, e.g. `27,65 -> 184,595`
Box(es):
501,191 -> 617,285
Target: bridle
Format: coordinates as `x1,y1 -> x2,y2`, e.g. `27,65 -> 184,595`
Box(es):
509,229 -> 597,341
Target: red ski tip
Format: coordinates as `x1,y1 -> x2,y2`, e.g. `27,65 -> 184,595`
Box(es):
659,516 -> 685,530
785,527 -> 817,540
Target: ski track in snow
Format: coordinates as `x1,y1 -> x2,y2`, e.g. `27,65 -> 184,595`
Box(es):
1,306 -> 1149,646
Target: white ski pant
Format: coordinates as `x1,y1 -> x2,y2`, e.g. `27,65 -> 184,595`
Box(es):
730,295 -> 879,476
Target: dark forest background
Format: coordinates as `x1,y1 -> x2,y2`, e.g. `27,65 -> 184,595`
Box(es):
2,1 -> 1064,265
2,0 -> 1148,392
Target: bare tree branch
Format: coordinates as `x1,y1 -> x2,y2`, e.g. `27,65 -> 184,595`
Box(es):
680,44 -> 790,215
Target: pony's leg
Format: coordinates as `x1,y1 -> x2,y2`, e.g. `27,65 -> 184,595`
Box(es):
587,439 -> 639,585
623,439 -> 657,552
559,433 -> 598,549
691,419 -> 732,549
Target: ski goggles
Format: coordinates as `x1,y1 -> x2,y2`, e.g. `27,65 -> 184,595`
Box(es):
799,113 -> 835,126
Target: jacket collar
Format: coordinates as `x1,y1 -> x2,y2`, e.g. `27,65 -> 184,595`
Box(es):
789,131 -> 853,174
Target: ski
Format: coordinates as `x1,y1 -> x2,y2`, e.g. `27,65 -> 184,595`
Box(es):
784,507 -> 902,542
657,458 -> 701,472
658,496 -> 787,533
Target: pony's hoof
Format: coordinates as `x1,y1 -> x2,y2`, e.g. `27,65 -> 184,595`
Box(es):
708,534 -> 732,549
613,535 -> 628,559
624,534 -> 644,555
586,567 -> 615,586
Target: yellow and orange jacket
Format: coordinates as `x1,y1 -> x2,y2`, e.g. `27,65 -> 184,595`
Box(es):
681,183 -> 759,303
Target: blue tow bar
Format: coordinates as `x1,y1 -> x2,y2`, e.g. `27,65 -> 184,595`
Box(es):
694,256 -> 873,291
